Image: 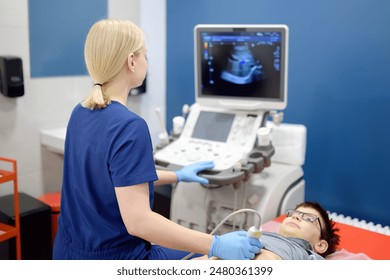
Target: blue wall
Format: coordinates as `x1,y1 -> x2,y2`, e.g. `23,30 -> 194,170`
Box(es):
166,0 -> 390,226
28,0 -> 107,77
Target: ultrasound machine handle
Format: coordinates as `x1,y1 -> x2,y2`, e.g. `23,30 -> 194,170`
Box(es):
155,144 -> 275,187
203,145 -> 275,184
197,169 -> 246,186
200,145 -> 275,185
154,159 -> 246,186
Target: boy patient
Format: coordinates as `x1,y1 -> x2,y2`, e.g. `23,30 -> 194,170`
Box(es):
201,201 -> 340,260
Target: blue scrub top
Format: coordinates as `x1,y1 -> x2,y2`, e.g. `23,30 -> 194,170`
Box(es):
56,101 -> 158,259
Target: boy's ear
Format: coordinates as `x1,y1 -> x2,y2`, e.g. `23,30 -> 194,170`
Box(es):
314,240 -> 328,254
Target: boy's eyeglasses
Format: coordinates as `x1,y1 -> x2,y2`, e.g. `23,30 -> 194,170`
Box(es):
285,209 -> 322,232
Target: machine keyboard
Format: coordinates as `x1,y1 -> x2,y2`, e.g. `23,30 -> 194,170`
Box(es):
154,139 -> 248,171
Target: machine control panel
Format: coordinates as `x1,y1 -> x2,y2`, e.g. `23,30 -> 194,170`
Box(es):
154,104 -> 264,171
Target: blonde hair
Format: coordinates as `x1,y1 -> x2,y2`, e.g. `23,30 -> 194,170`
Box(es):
82,19 -> 145,110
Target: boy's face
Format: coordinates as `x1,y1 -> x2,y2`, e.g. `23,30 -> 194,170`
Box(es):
279,206 -> 324,248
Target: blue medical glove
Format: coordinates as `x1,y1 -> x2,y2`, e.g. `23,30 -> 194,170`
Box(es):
208,231 -> 263,260
175,161 -> 214,184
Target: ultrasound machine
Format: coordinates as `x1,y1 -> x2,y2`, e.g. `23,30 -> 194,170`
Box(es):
154,24 -> 306,234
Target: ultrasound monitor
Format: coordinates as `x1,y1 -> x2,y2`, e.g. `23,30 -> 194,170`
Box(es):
194,24 -> 288,111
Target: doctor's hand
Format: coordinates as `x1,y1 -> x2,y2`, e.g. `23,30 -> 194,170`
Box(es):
208,231 -> 263,260
175,161 -> 214,185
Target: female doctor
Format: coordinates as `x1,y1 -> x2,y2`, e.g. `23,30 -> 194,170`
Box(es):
52,19 -> 262,260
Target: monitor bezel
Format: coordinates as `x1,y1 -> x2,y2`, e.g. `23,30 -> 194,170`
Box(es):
194,24 -> 289,111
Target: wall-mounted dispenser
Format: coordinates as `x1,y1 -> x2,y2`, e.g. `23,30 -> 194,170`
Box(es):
0,56 -> 24,97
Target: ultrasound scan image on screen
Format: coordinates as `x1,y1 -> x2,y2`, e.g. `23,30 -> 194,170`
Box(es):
194,25 -> 288,110
201,31 -> 282,98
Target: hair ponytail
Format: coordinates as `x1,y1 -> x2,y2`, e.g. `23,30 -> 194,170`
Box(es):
81,83 -> 110,110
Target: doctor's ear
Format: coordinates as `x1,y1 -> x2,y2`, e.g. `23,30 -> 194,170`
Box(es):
127,53 -> 135,71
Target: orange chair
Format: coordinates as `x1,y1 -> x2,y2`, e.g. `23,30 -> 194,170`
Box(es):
38,192 -> 61,247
